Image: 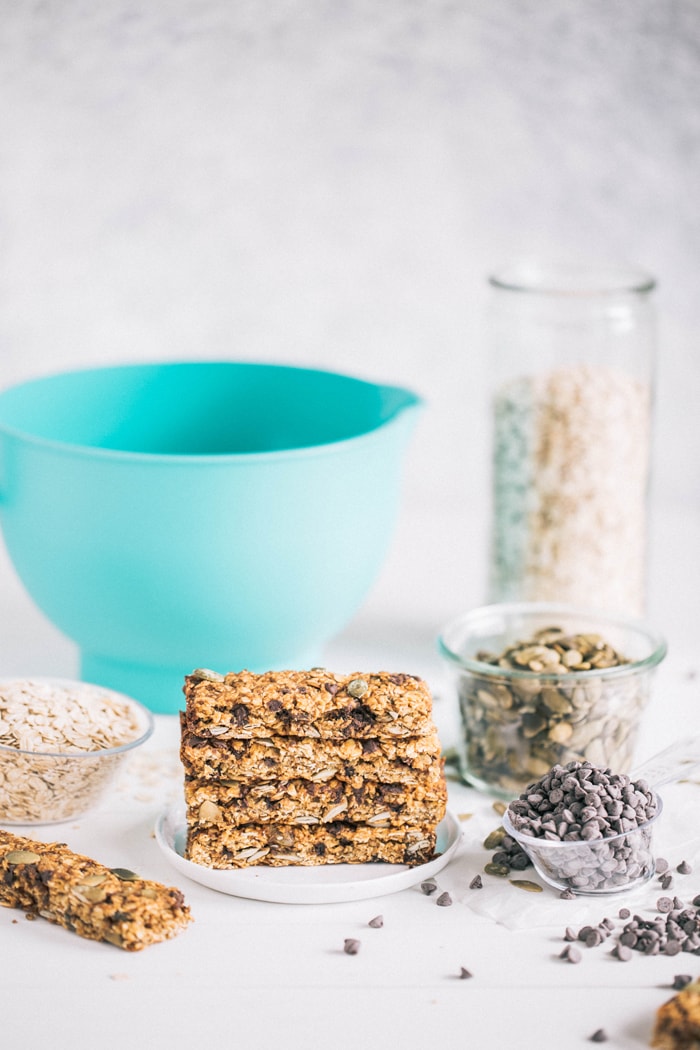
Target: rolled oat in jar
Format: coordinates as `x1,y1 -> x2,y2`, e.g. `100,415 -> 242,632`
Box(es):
486,261 -> 656,618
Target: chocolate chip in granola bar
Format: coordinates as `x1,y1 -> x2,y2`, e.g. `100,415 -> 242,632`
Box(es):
231,703 -> 249,726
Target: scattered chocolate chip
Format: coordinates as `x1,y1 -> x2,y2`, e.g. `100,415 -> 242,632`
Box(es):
343,938 -> 360,955
469,875 -> 483,890
421,878 -> 438,896
458,967 -> 472,979
559,888 -> 577,900
657,897 -> 673,913
368,915 -> 383,929
436,892 -> 452,907
677,860 -> 692,875
672,974 -> 693,990
660,874 -> 674,891
618,907 -> 631,920
564,927 -> 577,942
590,1029 -> 608,1043
612,944 -> 632,961
561,944 -> 582,964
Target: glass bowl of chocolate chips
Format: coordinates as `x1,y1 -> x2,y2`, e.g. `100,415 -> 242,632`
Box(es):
438,602 -> 667,799
502,759 -> 662,895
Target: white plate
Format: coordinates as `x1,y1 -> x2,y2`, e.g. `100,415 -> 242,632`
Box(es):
155,806 -> 462,904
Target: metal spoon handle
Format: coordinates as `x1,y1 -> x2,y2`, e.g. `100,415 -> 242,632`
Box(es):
631,736 -> 700,790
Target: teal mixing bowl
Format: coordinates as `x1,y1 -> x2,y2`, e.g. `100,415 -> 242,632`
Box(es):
0,362 -> 422,713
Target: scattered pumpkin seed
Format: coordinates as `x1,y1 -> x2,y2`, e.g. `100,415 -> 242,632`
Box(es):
509,879 -> 543,893
483,828 -> 506,850
484,862 -> 510,878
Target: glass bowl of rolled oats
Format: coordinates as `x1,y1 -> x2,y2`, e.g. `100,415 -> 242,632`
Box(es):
0,678 -> 154,824
437,603 -> 666,799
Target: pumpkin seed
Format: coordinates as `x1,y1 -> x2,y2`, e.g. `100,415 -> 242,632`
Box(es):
198,800 -> 223,822
80,873 -> 108,887
5,850 -> 40,864
110,867 -> 140,881
509,879 -> 543,893
484,861 -> 510,878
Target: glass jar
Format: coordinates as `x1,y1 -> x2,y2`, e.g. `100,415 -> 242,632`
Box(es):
438,602 -> 667,799
486,261 -> 656,617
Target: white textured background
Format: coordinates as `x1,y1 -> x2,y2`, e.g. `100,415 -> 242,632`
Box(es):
0,1 -> 699,662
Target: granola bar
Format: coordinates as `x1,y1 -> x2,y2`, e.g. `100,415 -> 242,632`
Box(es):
180,717 -> 443,784
183,669 -> 435,740
185,819 -> 438,868
185,772 -> 448,828
0,830 -> 192,951
652,979 -> 700,1050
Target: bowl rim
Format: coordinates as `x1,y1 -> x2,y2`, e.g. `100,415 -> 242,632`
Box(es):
437,601 -> 667,682
0,677 -> 155,759
502,791 -> 663,851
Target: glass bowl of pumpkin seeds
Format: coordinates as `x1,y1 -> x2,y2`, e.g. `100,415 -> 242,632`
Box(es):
437,603 -> 666,799
0,678 -> 154,824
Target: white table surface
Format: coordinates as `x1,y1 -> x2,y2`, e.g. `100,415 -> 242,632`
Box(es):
1,504 -> 699,1050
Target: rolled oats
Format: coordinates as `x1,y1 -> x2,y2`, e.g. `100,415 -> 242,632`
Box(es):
489,364 -> 650,616
0,679 -> 146,824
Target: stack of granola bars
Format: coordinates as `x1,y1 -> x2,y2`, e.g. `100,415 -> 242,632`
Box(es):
179,669 -> 447,868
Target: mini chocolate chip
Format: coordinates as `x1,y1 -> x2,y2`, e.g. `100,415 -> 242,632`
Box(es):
420,878 -> 437,896
343,938 -> 361,955
590,1029 -> 608,1043
231,703 -> 249,726
677,860 -> 692,875
368,915 -> 383,929
655,857 -> 669,874
458,967 -> 472,979
618,908 -> 631,920
469,875 -> 483,890
672,974 -> 693,990
436,892 -> 453,907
